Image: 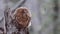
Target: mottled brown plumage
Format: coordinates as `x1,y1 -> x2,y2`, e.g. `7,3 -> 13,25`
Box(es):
14,7 -> 31,29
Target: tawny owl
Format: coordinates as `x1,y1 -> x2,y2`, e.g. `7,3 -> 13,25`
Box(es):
12,7 -> 31,30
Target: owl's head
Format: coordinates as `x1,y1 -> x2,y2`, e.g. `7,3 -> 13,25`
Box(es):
14,7 -> 31,28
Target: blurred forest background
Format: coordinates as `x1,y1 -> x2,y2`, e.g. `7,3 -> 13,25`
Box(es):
0,0 -> 60,34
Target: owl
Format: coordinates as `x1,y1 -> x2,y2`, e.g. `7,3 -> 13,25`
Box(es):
11,7 -> 31,30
